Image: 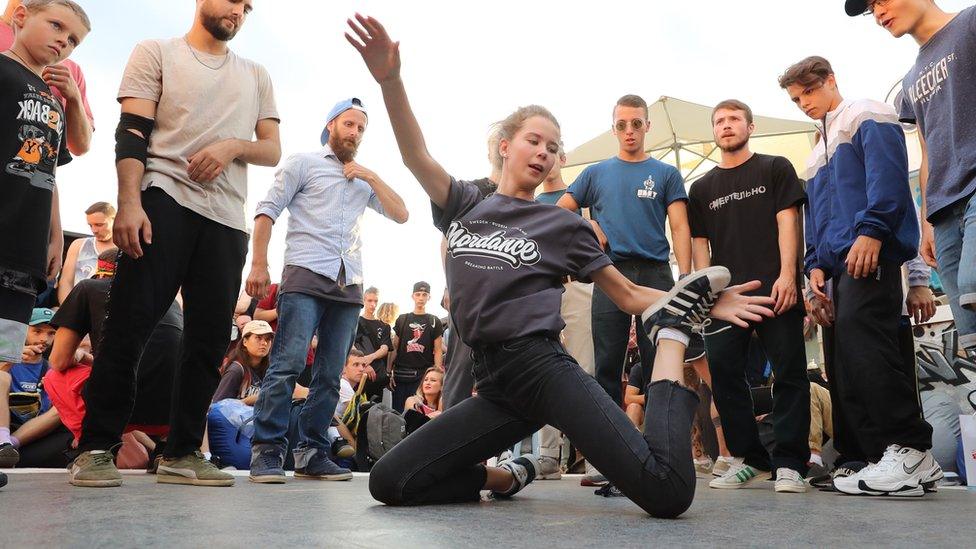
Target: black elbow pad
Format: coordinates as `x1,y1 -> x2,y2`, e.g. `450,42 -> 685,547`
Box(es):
115,112 -> 155,165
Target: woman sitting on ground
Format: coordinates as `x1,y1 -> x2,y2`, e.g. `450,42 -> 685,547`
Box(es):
213,320 -> 275,405
405,367 -> 444,419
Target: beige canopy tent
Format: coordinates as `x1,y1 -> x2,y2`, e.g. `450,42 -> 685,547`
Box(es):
561,96 -> 818,186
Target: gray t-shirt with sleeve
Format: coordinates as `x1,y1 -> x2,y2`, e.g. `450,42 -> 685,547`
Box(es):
118,38 -> 279,233
434,179 -> 612,347
899,6 -> 976,221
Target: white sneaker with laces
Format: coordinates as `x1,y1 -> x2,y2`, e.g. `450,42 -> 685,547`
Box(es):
708,457 -> 771,489
833,445 -> 942,497
774,468 -> 807,493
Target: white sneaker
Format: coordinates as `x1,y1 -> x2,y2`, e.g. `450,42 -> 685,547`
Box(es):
774,468 -> 807,493
708,458 -> 771,489
834,445 -> 942,497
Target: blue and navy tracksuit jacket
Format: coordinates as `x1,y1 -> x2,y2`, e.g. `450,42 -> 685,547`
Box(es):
802,99 -> 920,279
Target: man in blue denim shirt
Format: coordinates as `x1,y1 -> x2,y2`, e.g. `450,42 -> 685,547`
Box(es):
246,98 -> 408,483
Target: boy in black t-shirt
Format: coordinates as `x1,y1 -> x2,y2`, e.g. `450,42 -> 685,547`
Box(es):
687,100 -> 811,494
356,287 -> 393,400
0,0 -> 89,365
390,281 -> 443,412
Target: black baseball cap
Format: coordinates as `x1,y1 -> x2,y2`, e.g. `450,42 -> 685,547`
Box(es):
845,0 -> 869,16
413,281 -> 431,294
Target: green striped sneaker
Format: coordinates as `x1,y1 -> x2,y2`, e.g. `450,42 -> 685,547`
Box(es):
708,458 -> 771,489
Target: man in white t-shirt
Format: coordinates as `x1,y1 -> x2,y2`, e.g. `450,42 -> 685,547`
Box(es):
69,0 -> 281,489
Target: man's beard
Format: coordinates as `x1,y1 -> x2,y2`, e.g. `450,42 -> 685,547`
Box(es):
718,135 -> 749,154
330,134 -> 359,164
201,10 -> 239,42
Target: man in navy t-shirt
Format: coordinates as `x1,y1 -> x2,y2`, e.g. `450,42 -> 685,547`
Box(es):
558,95 -> 692,407
847,0 -> 976,354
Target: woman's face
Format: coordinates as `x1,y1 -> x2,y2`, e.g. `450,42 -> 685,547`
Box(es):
422,371 -> 443,396
500,116 -> 560,191
243,333 -> 273,359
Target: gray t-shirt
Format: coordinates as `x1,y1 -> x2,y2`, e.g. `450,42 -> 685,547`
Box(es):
899,6 -> 976,221
118,38 -> 279,232
279,264 -> 363,305
434,179 -> 612,347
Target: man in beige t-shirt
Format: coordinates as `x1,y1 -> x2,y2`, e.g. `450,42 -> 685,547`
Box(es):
69,0 -> 281,489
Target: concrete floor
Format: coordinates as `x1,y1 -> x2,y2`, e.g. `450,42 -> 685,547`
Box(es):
1,470 -> 973,548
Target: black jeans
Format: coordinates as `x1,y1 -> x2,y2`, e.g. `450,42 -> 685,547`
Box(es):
369,336 -> 699,518
79,188 -> 247,458
824,265 -> 932,463
442,317 -> 477,410
704,307 -> 811,473
592,259 -> 674,404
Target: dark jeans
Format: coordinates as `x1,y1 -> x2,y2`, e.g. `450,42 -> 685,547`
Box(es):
79,188 -> 247,458
592,259 -> 673,404
369,336 -> 699,518
823,265 -> 932,463
442,318 -> 476,410
392,376 -> 422,413
705,307 -> 810,473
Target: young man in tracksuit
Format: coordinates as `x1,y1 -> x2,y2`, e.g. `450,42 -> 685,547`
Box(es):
780,56 -> 941,497
845,0 -> 976,357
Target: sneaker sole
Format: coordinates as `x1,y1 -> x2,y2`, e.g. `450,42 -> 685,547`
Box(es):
248,475 -> 287,484
69,478 -> 123,488
774,482 -> 808,493
580,479 -> 608,487
157,474 -> 234,487
294,472 -> 353,481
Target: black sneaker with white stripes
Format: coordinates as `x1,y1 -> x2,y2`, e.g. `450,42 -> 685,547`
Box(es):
641,267 -> 731,341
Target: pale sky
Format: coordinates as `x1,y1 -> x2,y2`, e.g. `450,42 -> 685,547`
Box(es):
55,0 -> 972,317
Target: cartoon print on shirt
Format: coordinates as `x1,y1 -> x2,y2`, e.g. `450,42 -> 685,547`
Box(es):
406,322 -> 428,353
637,174 -> 658,200
6,85 -> 63,191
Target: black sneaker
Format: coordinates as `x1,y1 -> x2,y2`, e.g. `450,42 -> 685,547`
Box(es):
641,266 -> 731,341
293,445 -> 352,481
594,483 -> 625,497
0,471 -> 6,489
812,460 -> 866,492
331,437 -> 355,459
492,455 -> 539,498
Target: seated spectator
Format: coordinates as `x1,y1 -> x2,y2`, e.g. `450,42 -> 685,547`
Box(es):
404,367 -> 444,419
624,363 -> 645,429
808,379 -> 833,469
213,320 -> 275,405
1,308 -> 73,468
332,349 -> 370,458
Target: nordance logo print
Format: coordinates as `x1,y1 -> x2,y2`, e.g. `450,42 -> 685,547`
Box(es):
446,221 -> 541,268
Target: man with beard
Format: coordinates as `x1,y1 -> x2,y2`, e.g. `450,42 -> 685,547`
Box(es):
57,201 -> 116,304
687,100 -> 810,493
246,97 -> 408,483
69,0 -> 281,488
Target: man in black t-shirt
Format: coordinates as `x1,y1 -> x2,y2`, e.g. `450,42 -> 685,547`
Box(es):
391,281 -> 443,412
356,286 -> 393,400
688,100 -> 810,493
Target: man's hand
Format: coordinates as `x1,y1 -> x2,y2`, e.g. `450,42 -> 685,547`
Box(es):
343,161 -> 376,183
710,280 -> 776,328
42,64 -> 81,104
808,268 -> 828,301
906,285 -> 937,325
590,219 -> 608,250
346,13 -> 401,84
114,202 -> 152,258
920,221 -> 938,268
22,343 -> 46,363
845,235 -> 882,279
805,295 -> 834,327
245,265 -> 271,299
364,364 -> 377,382
769,275 -> 797,315
187,139 -> 241,183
